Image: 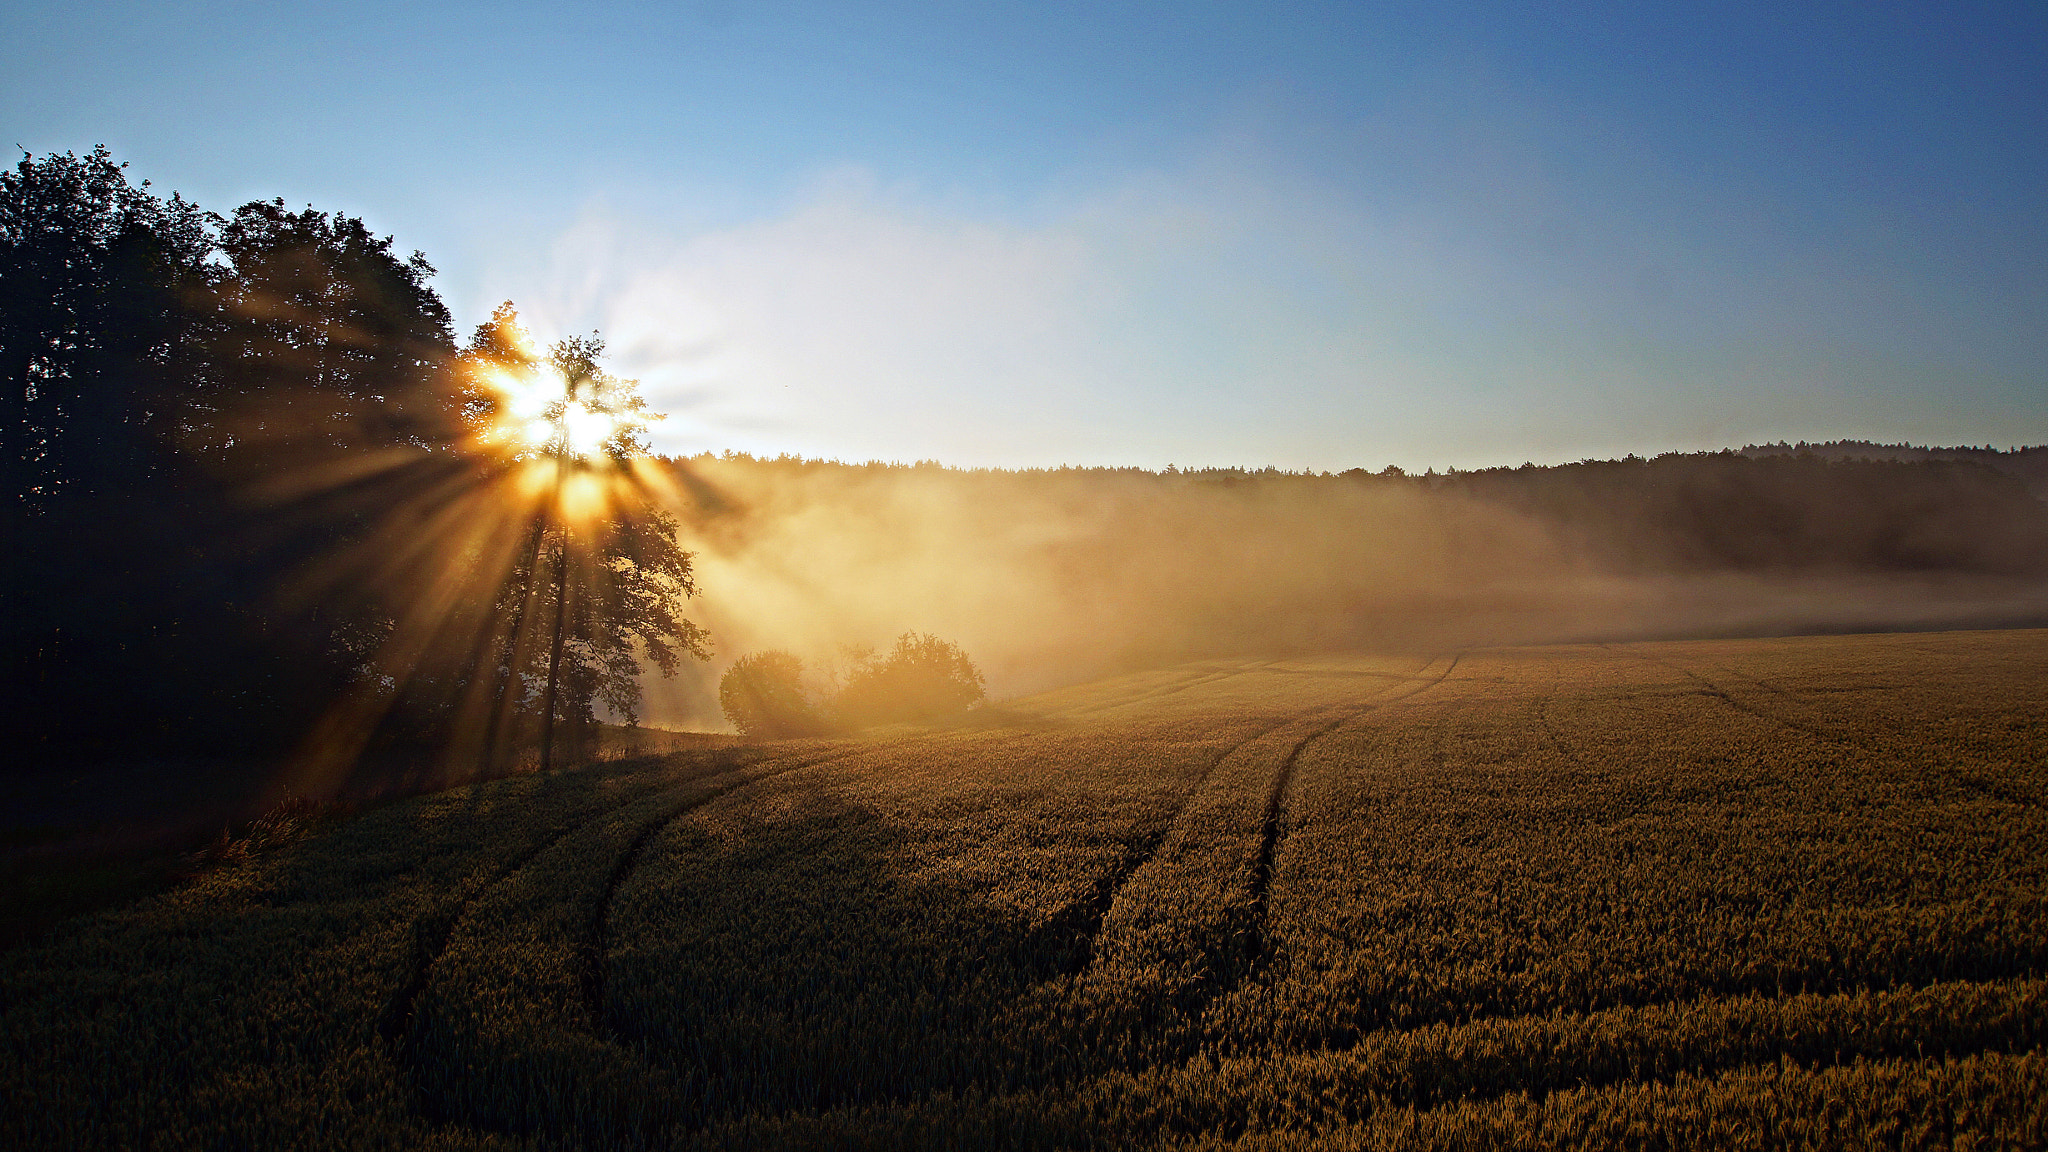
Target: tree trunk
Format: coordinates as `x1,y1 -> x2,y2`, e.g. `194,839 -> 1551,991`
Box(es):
478,509 -> 549,775
539,533 -> 569,775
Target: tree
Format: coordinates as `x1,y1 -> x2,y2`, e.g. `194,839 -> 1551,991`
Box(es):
3,147 -> 482,767
198,198 -> 458,462
1,146 -> 213,519
837,632 -> 985,725
0,149 -> 242,760
454,306 -> 709,771
188,199 -> 469,756
718,650 -> 826,738
2,149 -> 710,779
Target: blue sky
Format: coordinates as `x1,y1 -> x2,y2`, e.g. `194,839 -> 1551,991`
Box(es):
6,1 -> 2044,469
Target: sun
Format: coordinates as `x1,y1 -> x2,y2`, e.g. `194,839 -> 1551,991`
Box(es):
474,364 -> 628,465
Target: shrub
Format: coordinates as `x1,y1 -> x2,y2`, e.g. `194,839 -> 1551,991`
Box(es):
718,651 -> 826,738
837,632 -> 986,725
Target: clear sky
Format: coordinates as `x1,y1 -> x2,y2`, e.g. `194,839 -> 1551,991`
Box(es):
7,1 -> 2044,470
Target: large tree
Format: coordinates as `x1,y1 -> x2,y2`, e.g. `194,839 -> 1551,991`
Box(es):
2,148 -> 224,758
0,147 -> 213,519
4,149 -> 709,776
452,306 -> 708,771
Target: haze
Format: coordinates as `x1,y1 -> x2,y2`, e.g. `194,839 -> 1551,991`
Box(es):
638,453 -> 2048,729
6,2 -> 2043,472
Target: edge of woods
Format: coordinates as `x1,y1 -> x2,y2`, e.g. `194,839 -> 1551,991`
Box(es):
6,635 -> 2048,1150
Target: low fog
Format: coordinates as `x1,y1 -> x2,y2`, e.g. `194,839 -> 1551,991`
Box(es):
640,449 -> 2048,730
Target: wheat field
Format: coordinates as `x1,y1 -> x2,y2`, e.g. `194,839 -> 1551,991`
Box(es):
5,629 -> 2045,1149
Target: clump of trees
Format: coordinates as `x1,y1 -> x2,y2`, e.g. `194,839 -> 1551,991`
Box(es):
838,632 -> 988,724
718,650 -> 829,739
2,147 -> 706,777
718,633 -> 986,738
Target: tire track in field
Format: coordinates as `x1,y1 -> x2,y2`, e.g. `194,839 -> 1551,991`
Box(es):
631,669 -> 1462,1128
373,756 -> 743,1056
583,733 -> 980,1040
1530,652 -> 1587,770
1243,652 -> 1463,967
397,739 -> 933,1141
1220,976 -> 2048,1131
1598,643 -> 2036,798
1053,712 -> 1307,976
1683,651 -> 2048,810
1684,655 -> 1859,734
563,656 -> 1462,1131
1057,659 -> 1287,718
1600,644 -> 1841,740
376,811 -> 597,1054
1604,643 -> 2031,809
1066,655 -> 1455,980
382,743 -> 842,1076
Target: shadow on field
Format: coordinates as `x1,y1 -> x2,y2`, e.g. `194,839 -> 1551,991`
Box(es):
406,766 -> 1173,1143
0,727 -> 735,952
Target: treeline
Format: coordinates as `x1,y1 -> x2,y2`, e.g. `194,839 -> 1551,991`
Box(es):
3,149 -> 697,776
3,148 -> 461,767
671,448 -> 2048,577
1740,440 -> 2048,497
1443,451 -> 2048,575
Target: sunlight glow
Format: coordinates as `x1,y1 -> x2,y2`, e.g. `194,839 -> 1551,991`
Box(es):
560,471 -> 610,522
563,401 -> 620,462
476,365 -> 630,467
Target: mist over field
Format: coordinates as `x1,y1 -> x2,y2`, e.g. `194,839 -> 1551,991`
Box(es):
641,447 -> 2048,729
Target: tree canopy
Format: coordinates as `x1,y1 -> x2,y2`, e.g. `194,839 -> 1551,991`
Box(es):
718,650 -> 825,738
838,633 -> 987,725
2,148 -> 707,776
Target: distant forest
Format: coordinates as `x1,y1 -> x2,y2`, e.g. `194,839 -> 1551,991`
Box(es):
6,147 -> 2046,770
668,444 -> 2048,577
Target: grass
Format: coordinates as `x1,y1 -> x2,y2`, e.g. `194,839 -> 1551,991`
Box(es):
2,631 -> 2044,1148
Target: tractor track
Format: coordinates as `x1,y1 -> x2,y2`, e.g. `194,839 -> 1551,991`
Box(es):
1601,644 -> 1840,740
374,752 -> 757,1058
1055,713 -> 1305,976
581,725 -> 1063,1043
416,654 -> 1473,1137
581,740 -> 911,1040
383,742 -> 856,1083
1067,653 -> 1463,981
1058,659 -> 1290,718
1242,653 -> 1462,968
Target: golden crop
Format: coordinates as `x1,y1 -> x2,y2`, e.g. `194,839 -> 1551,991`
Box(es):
4,631 -> 2044,1148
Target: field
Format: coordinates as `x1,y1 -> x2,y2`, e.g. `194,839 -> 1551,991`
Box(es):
4,629 -> 2046,1149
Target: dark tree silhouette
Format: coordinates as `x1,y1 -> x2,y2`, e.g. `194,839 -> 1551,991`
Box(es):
2,148 -> 226,759
2,149 -> 480,768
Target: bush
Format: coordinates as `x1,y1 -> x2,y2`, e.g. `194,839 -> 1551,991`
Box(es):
837,633 -> 986,726
718,651 -> 825,738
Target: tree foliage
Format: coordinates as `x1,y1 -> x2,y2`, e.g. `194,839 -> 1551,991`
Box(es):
2,148 -> 707,772
719,634 -> 985,739
718,650 -> 825,738
0,148 -> 450,760
456,309 -> 709,753
837,632 -> 986,724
